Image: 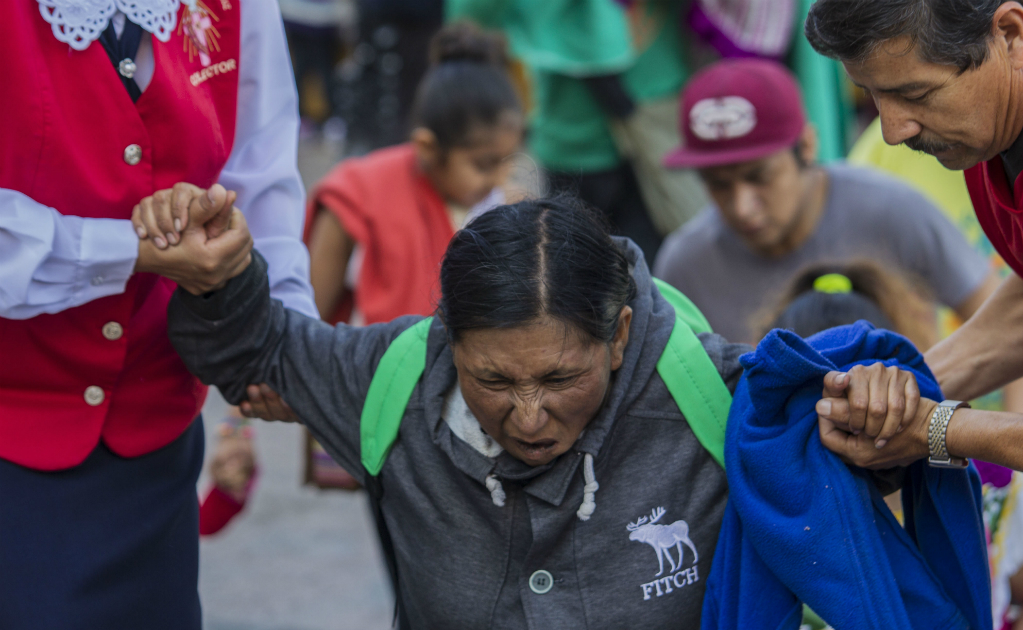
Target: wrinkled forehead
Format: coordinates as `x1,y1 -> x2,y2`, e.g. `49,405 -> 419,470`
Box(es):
453,319 -> 601,377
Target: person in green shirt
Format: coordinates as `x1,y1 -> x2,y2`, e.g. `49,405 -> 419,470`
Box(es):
447,0 -> 707,265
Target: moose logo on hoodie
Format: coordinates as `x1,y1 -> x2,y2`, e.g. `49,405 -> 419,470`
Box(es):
627,507 -> 701,601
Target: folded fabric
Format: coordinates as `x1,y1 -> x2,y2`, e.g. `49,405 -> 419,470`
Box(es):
702,321 -> 991,630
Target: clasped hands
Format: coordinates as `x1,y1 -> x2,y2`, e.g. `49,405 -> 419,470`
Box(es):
133,182 -> 252,295
133,182 -> 297,422
816,363 -> 938,469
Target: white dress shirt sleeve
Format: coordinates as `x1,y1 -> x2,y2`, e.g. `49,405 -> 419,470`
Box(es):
218,0 -> 318,319
0,189 -> 139,320
0,0 -> 318,321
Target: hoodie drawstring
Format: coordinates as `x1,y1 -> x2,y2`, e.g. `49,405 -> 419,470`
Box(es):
485,474 -> 506,507
485,453 -> 598,518
576,453 -> 599,521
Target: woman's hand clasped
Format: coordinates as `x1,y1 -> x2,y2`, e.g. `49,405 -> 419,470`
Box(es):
816,363 -> 936,469
239,384 -> 299,422
133,183 -> 253,295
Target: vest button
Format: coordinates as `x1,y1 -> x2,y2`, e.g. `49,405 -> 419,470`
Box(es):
123,144 -> 142,165
102,322 -> 123,341
118,58 -> 137,79
528,570 -> 554,594
84,386 -> 105,406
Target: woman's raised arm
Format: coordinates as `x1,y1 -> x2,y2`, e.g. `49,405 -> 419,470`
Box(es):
166,248 -> 415,486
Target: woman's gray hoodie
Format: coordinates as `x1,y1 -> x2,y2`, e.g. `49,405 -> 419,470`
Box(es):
168,239 -> 749,629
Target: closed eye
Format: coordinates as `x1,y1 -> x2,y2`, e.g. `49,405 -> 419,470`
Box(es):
476,377 -> 510,388
902,90 -> 931,103
545,375 -> 578,387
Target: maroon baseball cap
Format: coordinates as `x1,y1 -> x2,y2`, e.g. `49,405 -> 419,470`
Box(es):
664,58 -> 806,169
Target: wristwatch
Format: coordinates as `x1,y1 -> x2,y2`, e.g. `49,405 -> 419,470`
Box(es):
927,400 -> 970,469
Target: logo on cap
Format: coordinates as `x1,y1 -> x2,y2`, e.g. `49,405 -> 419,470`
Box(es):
689,97 -> 757,141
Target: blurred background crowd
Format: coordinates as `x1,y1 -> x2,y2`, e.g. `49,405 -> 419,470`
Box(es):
197,1 -> 1023,628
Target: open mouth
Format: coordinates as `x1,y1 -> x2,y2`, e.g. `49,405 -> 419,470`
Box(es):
514,438 -> 558,460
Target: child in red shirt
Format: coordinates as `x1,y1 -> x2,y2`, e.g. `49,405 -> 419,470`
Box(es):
199,418 -> 255,536
305,23 -> 524,325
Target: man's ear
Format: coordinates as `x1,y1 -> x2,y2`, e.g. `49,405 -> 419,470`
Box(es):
609,305 -> 633,371
411,127 -> 440,168
798,123 -> 819,166
994,3 -> 1023,70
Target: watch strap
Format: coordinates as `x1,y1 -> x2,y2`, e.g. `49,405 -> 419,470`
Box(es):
928,400 -> 969,469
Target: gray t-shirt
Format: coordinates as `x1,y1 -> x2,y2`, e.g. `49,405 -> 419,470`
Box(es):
653,164 -> 990,344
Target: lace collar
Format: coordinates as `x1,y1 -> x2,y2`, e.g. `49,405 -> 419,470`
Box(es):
37,0 -> 198,51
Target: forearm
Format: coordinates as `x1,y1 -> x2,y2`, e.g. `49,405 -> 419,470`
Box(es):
0,189 -> 138,319
308,208 -> 354,321
926,273 -> 1023,400
167,249 -> 285,404
168,248 -> 392,482
1001,378 -> 1023,414
946,408 -> 1023,471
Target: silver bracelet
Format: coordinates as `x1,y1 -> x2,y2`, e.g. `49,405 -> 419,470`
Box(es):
927,400 -> 970,469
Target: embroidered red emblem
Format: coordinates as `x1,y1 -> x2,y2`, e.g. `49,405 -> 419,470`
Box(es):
178,0 -> 221,66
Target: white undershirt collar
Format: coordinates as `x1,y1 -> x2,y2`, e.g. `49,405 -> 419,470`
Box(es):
37,0 -> 195,51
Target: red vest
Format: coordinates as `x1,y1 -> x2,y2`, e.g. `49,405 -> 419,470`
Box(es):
0,0 -> 240,470
964,158 -> 1023,279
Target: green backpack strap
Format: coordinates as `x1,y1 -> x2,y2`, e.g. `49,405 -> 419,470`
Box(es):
652,277 -> 712,335
361,317 -> 434,476
360,283 -> 733,475
653,280 -> 733,469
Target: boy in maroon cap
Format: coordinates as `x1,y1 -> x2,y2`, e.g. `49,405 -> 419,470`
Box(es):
653,58 -> 998,344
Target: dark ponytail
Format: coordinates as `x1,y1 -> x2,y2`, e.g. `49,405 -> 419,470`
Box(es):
439,196 -> 637,344
757,261 -> 938,350
412,22 -> 522,150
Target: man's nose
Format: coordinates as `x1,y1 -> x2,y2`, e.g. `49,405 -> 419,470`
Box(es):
877,99 -> 923,147
732,183 -> 760,220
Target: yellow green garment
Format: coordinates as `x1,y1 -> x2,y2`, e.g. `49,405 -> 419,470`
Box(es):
447,0 -> 692,172
847,117 -> 1007,410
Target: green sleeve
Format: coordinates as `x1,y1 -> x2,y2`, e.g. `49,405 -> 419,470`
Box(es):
788,0 -> 854,162
448,0 -> 633,75
444,0 -> 510,28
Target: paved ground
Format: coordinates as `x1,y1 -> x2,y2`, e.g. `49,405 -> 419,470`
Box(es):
199,389 -> 393,630
199,137 -> 392,630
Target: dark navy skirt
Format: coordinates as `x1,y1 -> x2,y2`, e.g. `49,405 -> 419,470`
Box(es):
0,418 -> 204,629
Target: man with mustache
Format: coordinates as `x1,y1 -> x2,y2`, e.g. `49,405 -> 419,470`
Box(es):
804,1 -> 1023,475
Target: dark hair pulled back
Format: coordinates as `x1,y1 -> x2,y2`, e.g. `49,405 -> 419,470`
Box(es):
412,22 -> 521,150
757,261 -> 937,350
805,0 -> 1001,72
439,196 -> 637,344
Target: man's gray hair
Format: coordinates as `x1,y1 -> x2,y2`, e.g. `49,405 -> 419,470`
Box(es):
805,0 -> 1002,72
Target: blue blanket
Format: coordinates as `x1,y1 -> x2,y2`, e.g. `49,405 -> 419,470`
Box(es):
701,322 -> 991,630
